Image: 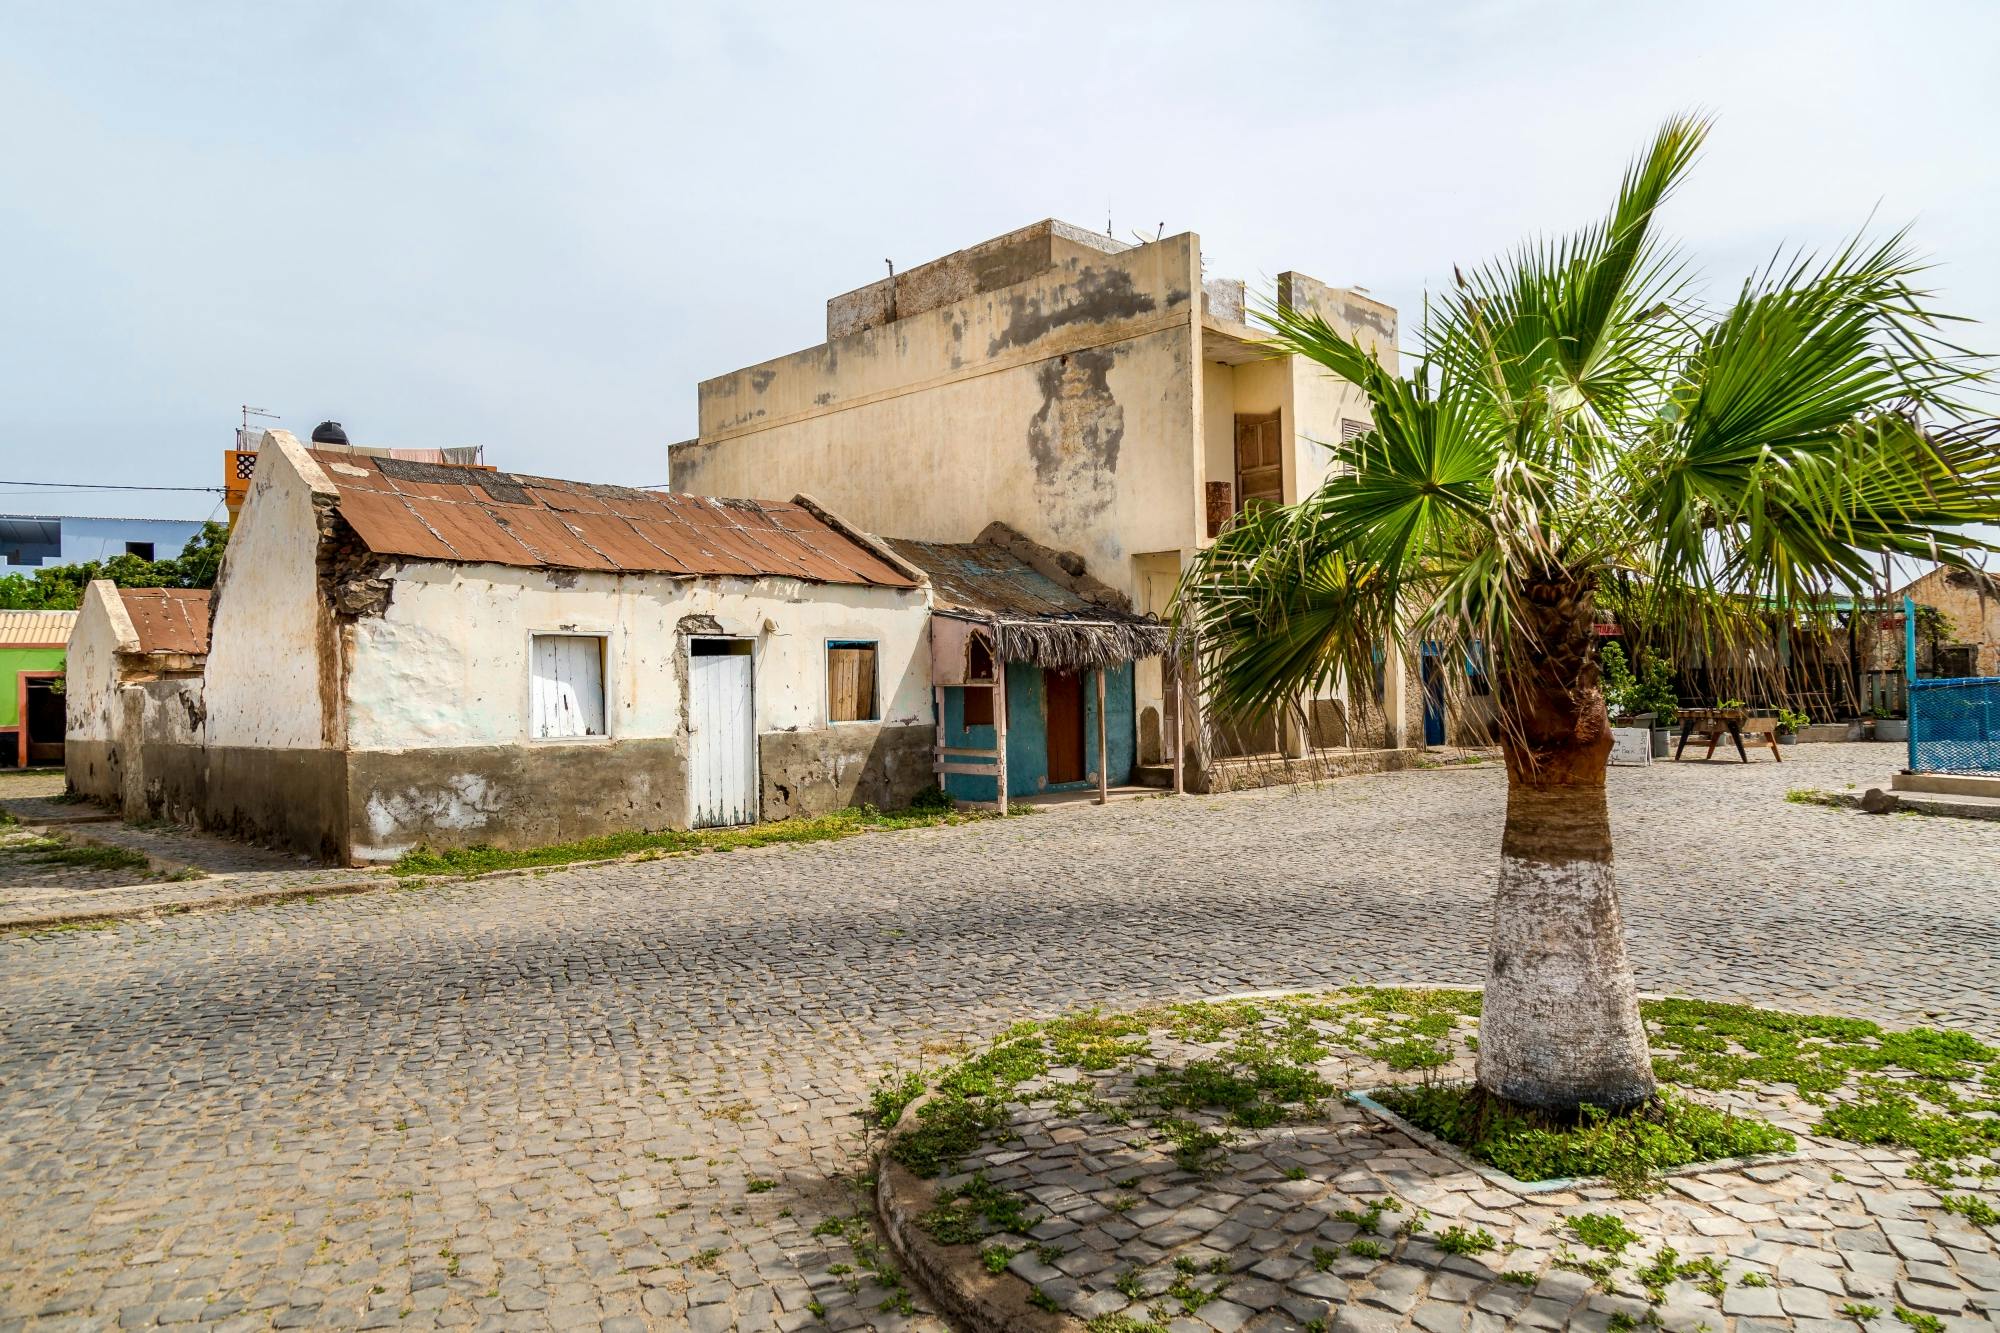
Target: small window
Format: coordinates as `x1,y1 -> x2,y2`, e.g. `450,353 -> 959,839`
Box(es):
1340,418 -> 1371,443
827,641 -> 879,722
531,634 -> 606,738
967,633 -> 996,683
124,541 -> 155,561
963,685 -> 996,727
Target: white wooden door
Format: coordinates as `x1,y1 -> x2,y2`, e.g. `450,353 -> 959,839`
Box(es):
688,643 -> 756,828
531,635 -> 605,738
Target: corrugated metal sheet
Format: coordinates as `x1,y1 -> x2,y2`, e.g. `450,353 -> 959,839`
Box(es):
119,588 -> 211,656
882,539 -> 1108,619
0,609 -> 77,646
313,453 -> 916,588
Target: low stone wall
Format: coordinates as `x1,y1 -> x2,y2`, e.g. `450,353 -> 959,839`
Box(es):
758,723 -> 935,820
1206,745 -> 1427,794
346,738 -> 688,863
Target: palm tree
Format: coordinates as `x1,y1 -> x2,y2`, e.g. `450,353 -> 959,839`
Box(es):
1175,115 -> 1999,1114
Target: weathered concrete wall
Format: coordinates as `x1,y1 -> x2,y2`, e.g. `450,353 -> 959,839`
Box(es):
65,739 -> 121,806
1281,275 -> 1398,500
827,220 -> 1131,339
758,722 -> 933,819
684,233 -> 1206,602
119,680 -> 205,819
204,431 -> 341,749
342,565 -> 932,748
63,581 -> 135,747
346,739 -> 686,862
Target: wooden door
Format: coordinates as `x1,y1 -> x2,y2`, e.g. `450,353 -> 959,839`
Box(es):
689,640 -> 757,828
1234,411 -> 1283,513
1044,670 -> 1085,784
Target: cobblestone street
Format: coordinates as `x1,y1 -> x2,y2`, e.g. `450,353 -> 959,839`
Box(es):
0,744 -> 1993,1331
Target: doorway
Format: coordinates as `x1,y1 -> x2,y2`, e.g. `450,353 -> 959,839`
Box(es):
1234,411 -> 1283,514
1420,646 -> 1446,748
1043,670 -> 1086,785
688,639 -> 756,828
22,675 -> 64,767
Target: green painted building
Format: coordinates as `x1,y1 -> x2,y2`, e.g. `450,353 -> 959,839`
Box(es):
1,610 -> 75,767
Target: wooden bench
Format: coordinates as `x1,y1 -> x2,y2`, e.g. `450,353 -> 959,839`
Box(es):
1674,709 -> 1783,763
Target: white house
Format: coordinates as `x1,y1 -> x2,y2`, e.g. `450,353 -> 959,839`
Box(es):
64,582 -> 211,817
152,430 -> 934,864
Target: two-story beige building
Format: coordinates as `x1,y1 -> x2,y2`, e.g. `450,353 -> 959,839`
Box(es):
672,220 -> 1439,788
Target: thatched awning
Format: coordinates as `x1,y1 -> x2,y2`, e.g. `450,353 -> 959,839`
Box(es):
993,615 -> 1171,672
884,535 -> 1170,670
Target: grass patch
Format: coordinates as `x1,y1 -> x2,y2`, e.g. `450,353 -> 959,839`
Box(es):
390,802 -> 995,877
0,837 -> 151,873
916,1172 -> 1041,1245
1378,1084 -> 1794,1195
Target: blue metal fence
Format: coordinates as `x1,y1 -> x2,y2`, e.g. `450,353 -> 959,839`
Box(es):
1909,676 -> 2000,774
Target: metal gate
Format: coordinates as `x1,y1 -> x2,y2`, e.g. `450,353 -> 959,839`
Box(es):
1909,677 -> 2000,774
688,640 -> 757,828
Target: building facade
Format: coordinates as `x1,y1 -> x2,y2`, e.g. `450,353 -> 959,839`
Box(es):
0,515 -> 208,570
115,430 -> 935,863
671,219 -> 1423,784
0,609 -> 74,767
64,584 -> 210,811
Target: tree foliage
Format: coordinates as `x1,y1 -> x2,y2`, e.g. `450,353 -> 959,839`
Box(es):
0,521 -> 229,610
1176,115 -> 2000,742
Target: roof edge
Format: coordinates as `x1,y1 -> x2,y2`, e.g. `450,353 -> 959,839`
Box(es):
791,494 -> 929,588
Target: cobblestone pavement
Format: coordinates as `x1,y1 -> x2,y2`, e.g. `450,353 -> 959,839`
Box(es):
0,772 -> 388,927
881,989 -> 2000,1333
0,743 -> 1992,1331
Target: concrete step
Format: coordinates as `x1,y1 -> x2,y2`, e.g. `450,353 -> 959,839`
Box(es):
1893,771 -> 2000,799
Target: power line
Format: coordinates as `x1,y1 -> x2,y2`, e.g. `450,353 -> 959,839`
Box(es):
0,480 -> 226,493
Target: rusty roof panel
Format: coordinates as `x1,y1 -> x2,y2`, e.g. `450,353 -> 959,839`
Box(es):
884,538 -> 1110,619
118,588 -> 211,655
308,451 -> 914,587
334,488 -> 462,562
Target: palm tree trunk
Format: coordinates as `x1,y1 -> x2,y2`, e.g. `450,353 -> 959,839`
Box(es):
1475,576 -> 1656,1113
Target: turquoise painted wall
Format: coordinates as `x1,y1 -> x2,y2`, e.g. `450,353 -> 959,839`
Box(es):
941,661 -> 1135,801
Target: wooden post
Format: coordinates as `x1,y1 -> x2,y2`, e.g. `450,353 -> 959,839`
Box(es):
993,674 -> 1009,815
1095,668 -> 1109,805
932,685 -> 945,794
1168,656 -> 1184,795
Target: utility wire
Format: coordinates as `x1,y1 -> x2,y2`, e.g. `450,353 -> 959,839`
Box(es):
0,480 -> 226,493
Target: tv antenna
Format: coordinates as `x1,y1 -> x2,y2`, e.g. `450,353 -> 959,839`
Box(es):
241,405 -> 278,429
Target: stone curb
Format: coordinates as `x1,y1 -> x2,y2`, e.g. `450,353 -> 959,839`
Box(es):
0,876 -> 393,933
874,1091 -> 1077,1333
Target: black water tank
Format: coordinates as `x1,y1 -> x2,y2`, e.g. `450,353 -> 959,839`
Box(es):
311,420 -> 350,446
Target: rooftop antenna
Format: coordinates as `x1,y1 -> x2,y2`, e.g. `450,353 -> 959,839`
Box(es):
240,405 -> 278,429
884,258 -> 897,322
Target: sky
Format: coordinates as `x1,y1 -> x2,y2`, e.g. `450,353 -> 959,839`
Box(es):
3,0 -> 1997,535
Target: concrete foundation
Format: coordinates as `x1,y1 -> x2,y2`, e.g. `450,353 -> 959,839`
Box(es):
758,723 -> 934,820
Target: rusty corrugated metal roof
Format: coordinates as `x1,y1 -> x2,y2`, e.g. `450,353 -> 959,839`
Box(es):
882,538 -> 1100,619
119,588 -> 211,656
0,609 -> 76,646
310,453 -> 916,588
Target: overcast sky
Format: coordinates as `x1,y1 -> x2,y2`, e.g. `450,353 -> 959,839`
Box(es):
4,0 -> 1996,528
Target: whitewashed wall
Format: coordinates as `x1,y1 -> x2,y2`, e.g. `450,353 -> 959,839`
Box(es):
342,563 -> 932,750
202,431 -> 339,749
63,580 -> 136,744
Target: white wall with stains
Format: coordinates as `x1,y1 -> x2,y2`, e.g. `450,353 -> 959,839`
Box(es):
63,580 -> 134,745
203,431 -> 340,749
342,563 -> 932,750
682,231 -> 1205,601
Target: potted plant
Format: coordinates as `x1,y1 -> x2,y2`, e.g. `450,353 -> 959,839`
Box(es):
1871,703 -> 1908,743
1598,643 -> 1654,764
1629,654 -> 1679,758
1775,707 -> 1810,745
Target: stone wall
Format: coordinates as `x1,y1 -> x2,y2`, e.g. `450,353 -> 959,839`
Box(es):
758,723 -> 933,820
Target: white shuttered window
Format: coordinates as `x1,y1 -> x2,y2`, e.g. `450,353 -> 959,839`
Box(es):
531,635 -> 606,738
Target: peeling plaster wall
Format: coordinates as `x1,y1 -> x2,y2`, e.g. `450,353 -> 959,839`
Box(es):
342,564 -> 931,747
203,431 -> 338,749
684,234 -> 1205,601
337,563 -> 932,860
63,583 -> 129,747
1279,274 -> 1399,499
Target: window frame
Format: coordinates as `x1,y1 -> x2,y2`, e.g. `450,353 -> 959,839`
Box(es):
526,630 -> 612,743
824,638 -> 881,725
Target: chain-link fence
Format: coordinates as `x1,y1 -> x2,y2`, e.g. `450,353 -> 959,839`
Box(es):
1909,676 -> 2000,773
